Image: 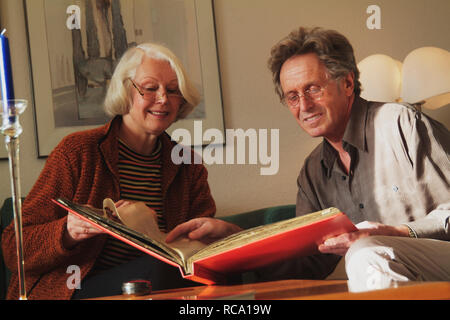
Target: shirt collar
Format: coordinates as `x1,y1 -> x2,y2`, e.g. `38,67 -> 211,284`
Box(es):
342,96 -> 368,153
320,140 -> 336,177
320,96 -> 369,176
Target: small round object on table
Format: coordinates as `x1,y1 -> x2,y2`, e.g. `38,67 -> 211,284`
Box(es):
122,280 -> 152,296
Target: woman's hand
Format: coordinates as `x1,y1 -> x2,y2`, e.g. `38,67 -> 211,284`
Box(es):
63,199 -> 152,249
318,221 -> 410,256
63,211 -> 104,249
165,218 -> 243,244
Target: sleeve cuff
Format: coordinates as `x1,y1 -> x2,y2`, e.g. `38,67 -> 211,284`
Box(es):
403,203 -> 450,240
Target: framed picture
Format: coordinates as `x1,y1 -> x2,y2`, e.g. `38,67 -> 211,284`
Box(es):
24,0 -> 224,157
0,17 -> 8,159
0,100 -> 6,159
0,128 -> 6,160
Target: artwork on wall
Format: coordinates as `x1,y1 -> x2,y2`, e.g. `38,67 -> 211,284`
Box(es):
0,21 -> 8,160
24,0 -> 224,157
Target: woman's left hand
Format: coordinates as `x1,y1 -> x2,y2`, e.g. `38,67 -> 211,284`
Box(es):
165,218 -> 242,244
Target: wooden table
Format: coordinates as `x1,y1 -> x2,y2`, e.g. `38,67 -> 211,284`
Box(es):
90,279 -> 450,300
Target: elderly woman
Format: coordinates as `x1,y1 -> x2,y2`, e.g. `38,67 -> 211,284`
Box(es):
2,43 -> 240,300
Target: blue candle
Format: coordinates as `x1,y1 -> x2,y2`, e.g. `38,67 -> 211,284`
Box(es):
0,29 -> 15,102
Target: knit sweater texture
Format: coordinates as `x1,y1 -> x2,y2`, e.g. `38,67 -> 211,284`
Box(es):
1,116 -> 216,299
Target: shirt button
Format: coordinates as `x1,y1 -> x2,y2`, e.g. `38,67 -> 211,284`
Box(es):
359,203 -> 364,209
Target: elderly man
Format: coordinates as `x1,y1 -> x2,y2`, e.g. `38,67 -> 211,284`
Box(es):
265,27 -> 449,291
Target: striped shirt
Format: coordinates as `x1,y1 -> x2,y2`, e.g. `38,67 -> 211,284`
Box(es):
91,138 -> 165,273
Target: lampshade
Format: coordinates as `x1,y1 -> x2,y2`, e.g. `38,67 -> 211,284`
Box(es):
401,47 -> 450,110
357,54 -> 402,102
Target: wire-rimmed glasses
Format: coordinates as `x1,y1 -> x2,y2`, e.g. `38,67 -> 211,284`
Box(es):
129,78 -> 184,103
282,81 -> 330,108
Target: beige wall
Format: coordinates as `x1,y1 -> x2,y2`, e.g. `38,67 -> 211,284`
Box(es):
1,0 -> 449,216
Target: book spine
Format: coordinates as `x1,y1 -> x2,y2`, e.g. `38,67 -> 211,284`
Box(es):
184,263 -> 227,285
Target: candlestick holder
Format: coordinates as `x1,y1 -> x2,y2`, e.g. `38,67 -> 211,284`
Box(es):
1,99 -> 27,300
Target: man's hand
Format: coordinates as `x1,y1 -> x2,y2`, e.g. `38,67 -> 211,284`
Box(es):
318,221 -> 410,256
166,218 -> 243,244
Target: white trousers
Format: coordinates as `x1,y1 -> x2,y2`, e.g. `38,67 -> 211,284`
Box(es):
342,236 -> 450,292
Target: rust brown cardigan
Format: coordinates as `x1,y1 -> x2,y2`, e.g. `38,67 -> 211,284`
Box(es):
1,116 -> 216,300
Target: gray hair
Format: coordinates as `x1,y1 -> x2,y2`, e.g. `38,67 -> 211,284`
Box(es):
104,43 -> 200,120
268,27 -> 361,100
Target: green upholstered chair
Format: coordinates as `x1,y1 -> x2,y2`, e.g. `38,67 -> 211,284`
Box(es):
218,204 -> 296,229
0,198 -> 16,300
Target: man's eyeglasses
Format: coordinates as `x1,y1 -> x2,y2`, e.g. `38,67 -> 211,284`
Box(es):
129,79 -> 184,102
282,82 -> 329,108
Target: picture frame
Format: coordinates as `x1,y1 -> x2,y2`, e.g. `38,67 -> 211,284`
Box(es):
0,17 -> 9,160
24,0 -> 224,158
0,139 -> 5,160
0,104 -> 6,159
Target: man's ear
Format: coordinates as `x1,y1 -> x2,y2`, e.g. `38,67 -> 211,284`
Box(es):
343,72 -> 355,96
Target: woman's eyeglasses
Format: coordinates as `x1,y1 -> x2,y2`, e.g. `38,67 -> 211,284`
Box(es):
129,78 -> 184,102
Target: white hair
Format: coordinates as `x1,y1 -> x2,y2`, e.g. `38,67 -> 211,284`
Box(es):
104,43 -> 200,120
